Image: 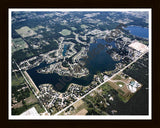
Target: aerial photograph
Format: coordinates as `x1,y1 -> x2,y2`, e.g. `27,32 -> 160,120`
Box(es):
9,9 -> 151,119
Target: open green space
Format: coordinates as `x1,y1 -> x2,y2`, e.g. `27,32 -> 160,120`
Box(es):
32,25 -> 45,31
80,82 -> 115,115
15,26 -> 37,38
100,82 -> 112,92
112,75 -> 122,80
83,93 -> 108,115
118,93 -> 133,103
34,103 -> 45,113
71,27 -> 77,31
80,24 -> 88,29
12,71 -> 25,87
59,29 -> 71,36
116,81 -> 125,86
12,38 -> 28,53
117,88 -> 125,94
64,100 -> 88,115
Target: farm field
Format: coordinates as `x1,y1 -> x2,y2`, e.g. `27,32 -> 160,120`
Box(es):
15,26 -> 37,38
12,38 -> 28,53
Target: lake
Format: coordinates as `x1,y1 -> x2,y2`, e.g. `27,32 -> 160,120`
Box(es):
27,39 -> 117,92
63,44 -> 70,56
124,26 -> 149,39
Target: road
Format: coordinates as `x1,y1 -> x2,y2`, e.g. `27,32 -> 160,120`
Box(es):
54,52 -> 147,116
14,60 -> 49,114
24,71 -> 40,94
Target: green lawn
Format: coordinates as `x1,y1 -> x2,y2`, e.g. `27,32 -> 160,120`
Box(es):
112,75 -> 122,80
116,81 -> 125,86
117,88 -> 125,94
100,82 -> 112,92
59,29 -> 71,36
32,25 -> 45,31
81,24 -> 88,29
12,38 -> 28,53
71,27 -> 77,31
15,26 -> 37,38
34,103 -> 45,113
118,93 -> 133,103
12,72 -> 25,87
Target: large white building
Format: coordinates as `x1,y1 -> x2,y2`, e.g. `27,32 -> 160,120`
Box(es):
128,81 -> 141,93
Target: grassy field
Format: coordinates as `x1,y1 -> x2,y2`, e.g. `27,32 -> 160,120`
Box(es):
73,100 -> 88,115
81,24 -> 88,29
71,27 -> 77,31
25,91 -> 38,104
12,72 -> 25,87
75,108 -> 88,115
73,100 -> 84,109
112,75 -> 122,80
12,38 -> 28,53
12,75 -> 25,87
116,81 -> 125,86
101,81 -> 132,103
34,103 -> 45,114
60,100 -> 88,115
82,92 -> 108,115
100,82 -> 112,91
118,93 -> 133,103
26,92 -> 45,114
32,25 -> 45,31
59,29 -> 71,36
15,26 -> 37,38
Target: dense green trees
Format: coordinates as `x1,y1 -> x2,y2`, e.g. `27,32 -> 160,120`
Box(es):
12,86 -> 30,102
12,102 -> 37,115
123,53 -> 148,87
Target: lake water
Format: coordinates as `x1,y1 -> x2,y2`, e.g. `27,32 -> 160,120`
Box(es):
63,44 -> 70,56
124,26 -> 149,39
86,39 -> 117,74
27,39 -> 117,92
